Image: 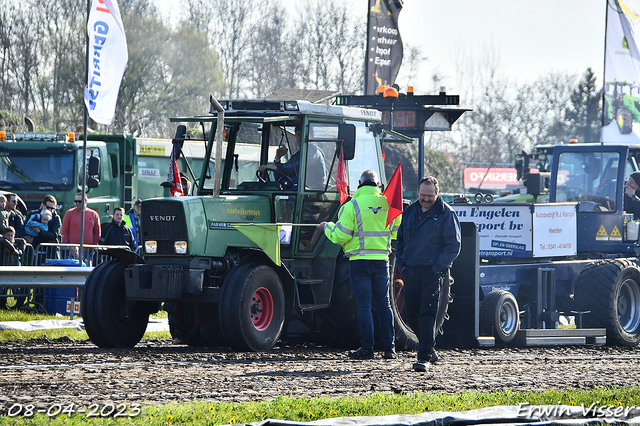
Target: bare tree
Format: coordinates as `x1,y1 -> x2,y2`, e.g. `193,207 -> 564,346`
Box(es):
8,2 -> 44,120
294,0 -> 364,94
0,0 -> 17,111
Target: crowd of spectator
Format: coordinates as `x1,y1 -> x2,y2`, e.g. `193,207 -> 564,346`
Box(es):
1,191 -> 138,267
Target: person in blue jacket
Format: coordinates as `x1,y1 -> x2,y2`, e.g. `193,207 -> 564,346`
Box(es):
395,176 -> 461,372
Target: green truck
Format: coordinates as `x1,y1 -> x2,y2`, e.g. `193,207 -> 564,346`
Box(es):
0,131 -> 210,223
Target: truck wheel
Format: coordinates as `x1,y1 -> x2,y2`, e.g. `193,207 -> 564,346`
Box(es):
479,290 -> 520,343
166,302 -> 222,346
617,107 -> 633,134
83,260 -> 151,348
219,263 -> 285,351
575,259 -> 640,346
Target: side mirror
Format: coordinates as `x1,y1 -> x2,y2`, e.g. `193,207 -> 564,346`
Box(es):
515,158 -> 524,181
88,155 -> 100,176
87,177 -> 99,189
338,123 -> 356,161
174,125 -> 187,149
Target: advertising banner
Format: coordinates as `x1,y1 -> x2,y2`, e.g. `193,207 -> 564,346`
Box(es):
453,203 -> 578,258
532,204 -> 578,257
601,0 -> 640,143
464,167 -> 520,190
365,0 -> 403,95
84,0 -> 128,125
453,205 -> 533,257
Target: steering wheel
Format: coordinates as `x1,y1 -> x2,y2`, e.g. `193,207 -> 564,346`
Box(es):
255,169 -> 295,190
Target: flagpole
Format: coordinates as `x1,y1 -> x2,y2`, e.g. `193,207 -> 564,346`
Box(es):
78,0 -> 91,267
364,0 -> 372,95
602,0 -> 612,129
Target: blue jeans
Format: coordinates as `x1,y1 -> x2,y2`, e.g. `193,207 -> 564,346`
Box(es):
349,259 -> 395,352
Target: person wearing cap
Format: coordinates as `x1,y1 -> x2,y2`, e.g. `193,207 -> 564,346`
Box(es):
180,172 -> 192,196
124,199 -> 142,247
624,171 -> 640,219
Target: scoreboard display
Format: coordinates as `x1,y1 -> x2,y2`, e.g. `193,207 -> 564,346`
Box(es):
335,92 -> 468,136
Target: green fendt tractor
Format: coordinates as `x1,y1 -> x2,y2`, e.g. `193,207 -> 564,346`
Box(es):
604,81 -> 640,134
81,96 -> 433,351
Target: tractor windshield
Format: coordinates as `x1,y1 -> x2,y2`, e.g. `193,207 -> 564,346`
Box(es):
555,151 -> 620,211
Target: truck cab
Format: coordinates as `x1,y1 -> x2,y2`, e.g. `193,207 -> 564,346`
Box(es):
0,131 -> 210,225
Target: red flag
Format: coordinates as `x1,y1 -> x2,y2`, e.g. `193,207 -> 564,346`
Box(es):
336,142 -> 348,204
382,162 -> 403,227
168,143 -> 184,197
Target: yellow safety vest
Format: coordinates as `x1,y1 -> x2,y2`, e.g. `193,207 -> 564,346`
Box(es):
324,185 -> 400,260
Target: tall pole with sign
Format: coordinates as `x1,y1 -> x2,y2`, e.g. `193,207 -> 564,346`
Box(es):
365,0 -> 403,95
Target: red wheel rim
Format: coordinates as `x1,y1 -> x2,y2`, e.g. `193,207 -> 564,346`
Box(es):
250,286 -> 274,331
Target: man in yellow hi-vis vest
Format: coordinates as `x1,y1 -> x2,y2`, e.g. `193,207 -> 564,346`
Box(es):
318,170 -> 401,360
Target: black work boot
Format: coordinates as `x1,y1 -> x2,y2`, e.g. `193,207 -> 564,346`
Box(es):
383,349 -> 397,359
349,348 -> 374,360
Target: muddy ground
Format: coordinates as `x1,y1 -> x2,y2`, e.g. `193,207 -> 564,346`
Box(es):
0,338 -> 638,414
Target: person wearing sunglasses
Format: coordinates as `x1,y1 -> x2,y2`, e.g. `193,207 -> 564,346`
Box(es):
4,193 -> 26,238
61,192 -> 101,246
28,194 -> 62,248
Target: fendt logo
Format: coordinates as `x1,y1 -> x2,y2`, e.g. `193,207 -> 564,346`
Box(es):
149,215 -> 176,222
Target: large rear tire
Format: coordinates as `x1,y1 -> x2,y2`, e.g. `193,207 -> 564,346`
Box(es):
617,107 -> 633,134
219,263 -> 285,351
479,290 -> 520,343
0,287 -> 27,310
575,259 -> 640,346
316,257 -> 361,348
83,260 -> 152,348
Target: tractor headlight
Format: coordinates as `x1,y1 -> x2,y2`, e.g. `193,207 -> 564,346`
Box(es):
145,241 -> 157,254
174,241 -> 187,254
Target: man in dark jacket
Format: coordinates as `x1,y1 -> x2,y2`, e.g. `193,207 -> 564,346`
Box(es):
101,207 -> 135,250
624,171 -> 640,219
396,176 -> 461,372
5,193 -> 26,238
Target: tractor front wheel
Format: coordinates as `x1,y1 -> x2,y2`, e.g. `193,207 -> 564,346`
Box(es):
219,263 -> 285,351
83,260 -> 154,348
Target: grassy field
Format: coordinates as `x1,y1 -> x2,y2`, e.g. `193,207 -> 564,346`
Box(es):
0,388 -> 638,425
0,309 -> 171,341
1,310 -> 638,425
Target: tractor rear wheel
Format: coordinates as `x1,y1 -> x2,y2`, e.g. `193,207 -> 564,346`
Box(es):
167,301 -> 222,346
479,290 -> 520,343
219,263 -> 285,351
316,257 -> 361,348
576,259 -> 640,346
0,287 -> 27,310
83,260 -> 153,348
617,107 -> 633,134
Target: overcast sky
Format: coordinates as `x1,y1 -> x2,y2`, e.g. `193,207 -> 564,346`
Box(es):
157,0 -> 607,95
